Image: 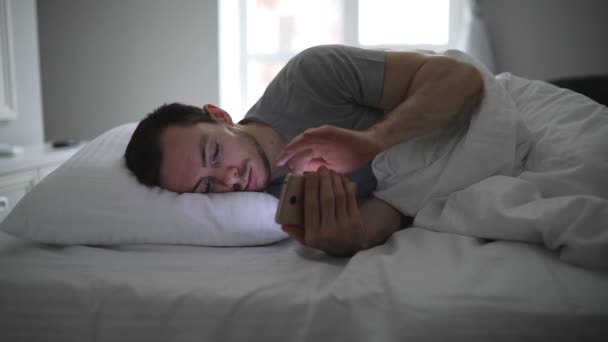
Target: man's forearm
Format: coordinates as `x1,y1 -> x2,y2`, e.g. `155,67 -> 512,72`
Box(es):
358,197 -> 403,249
368,56 -> 483,152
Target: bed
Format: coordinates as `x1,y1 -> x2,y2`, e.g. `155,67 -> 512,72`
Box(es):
1,60 -> 608,340
1,226 -> 607,341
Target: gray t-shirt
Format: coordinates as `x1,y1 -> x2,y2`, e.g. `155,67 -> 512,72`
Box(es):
241,45 -> 386,198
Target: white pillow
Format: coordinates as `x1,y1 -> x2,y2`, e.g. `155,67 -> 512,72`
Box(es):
0,123 -> 287,246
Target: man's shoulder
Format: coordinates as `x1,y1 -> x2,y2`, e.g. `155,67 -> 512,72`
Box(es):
286,45 -> 345,71
293,44 -> 374,62
296,44 -> 351,56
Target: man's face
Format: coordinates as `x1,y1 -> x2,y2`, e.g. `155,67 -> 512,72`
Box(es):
158,122 -> 271,194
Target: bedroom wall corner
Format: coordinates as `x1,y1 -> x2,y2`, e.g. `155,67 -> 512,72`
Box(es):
0,0 -> 44,146
37,0 -> 220,141
480,0 -> 608,80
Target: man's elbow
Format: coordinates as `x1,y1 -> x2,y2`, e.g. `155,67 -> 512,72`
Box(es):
426,56 -> 484,98
459,61 -> 484,99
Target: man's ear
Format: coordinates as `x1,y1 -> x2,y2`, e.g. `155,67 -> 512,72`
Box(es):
204,104 -> 233,125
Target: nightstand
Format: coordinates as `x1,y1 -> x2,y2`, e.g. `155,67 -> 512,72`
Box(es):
0,143 -> 84,222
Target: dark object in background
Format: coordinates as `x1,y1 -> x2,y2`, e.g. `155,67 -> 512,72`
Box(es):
548,75 -> 608,106
52,139 -> 80,148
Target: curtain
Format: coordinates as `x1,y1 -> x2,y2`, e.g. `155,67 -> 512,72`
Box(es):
457,0 -> 496,73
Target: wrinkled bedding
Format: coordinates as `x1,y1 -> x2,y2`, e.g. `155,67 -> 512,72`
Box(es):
373,50 -> 608,271
2,50 -> 607,342
1,228 -> 607,342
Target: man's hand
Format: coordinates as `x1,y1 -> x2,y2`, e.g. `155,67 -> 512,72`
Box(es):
275,125 -> 383,174
281,167 -> 370,257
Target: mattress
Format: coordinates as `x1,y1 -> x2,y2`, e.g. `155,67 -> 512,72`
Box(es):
1,228 -> 607,342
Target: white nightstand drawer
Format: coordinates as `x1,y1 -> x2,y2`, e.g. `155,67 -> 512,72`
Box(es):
37,163 -> 62,181
0,143 -> 82,223
0,170 -> 37,222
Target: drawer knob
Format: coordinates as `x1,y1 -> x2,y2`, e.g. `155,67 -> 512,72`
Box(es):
0,196 -> 7,212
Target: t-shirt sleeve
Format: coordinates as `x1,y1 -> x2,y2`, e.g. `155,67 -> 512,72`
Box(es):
243,45 -> 385,198
289,45 -> 386,108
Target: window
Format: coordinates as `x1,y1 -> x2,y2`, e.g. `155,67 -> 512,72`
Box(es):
358,0 -> 450,46
220,0 -> 465,121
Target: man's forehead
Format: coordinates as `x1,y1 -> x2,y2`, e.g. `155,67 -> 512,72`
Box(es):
158,125 -> 204,192
167,122 -> 200,133
160,123 -> 211,144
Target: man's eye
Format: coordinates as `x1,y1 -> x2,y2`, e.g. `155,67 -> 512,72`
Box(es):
212,143 -> 221,164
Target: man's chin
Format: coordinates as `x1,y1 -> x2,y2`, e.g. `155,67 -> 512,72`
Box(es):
257,157 -> 272,191
236,127 -> 271,191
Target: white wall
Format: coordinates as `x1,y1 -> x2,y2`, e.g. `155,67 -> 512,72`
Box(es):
38,0 -> 219,141
34,0 -> 607,142
0,0 -> 44,146
481,0 -> 608,80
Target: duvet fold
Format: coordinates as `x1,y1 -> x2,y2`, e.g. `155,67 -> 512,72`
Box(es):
373,50 -> 608,271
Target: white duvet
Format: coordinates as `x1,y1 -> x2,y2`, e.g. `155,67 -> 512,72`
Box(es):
2,228 -> 607,342
373,50 -> 608,271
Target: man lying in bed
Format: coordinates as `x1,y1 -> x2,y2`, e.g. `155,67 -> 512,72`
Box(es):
124,45 -> 484,257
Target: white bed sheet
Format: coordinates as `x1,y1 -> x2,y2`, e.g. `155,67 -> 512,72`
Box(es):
1,228 -> 607,342
373,51 -> 608,272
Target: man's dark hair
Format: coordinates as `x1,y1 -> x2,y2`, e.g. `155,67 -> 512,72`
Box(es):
124,102 -> 216,187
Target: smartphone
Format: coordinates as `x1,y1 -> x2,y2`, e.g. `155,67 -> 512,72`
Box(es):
275,173 -> 305,225
275,172 -> 357,225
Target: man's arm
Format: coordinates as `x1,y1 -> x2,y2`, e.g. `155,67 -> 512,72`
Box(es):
358,196 -> 405,250
276,50 -> 484,174
280,167 -> 407,257
368,51 -> 484,152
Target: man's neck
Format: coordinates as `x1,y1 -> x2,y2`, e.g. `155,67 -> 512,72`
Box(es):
239,120 -> 289,181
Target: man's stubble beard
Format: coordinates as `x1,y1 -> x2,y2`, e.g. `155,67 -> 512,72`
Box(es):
229,126 -> 272,191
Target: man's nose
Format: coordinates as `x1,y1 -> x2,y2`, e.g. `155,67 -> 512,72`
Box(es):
218,166 -> 243,191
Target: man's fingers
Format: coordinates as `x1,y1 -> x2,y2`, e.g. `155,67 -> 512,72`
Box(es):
283,149 -> 312,173
275,135 -> 311,166
303,172 -> 321,244
319,167 -> 335,227
332,171 -> 348,222
342,176 -> 358,215
281,225 -> 305,243
281,146 -> 332,174
275,128 -> 331,166
290,157 -> 329,174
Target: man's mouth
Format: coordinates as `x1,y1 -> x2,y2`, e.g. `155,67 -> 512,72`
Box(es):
246,167 -> 254,191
